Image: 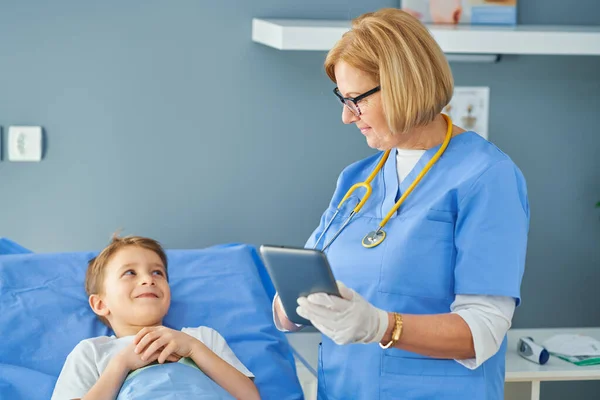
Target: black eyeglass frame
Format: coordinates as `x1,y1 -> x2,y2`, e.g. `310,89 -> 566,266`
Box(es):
333,86 -> 381,116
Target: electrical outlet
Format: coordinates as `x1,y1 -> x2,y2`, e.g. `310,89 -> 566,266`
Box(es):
8,126 -> 43,162
443,87 -> 490,139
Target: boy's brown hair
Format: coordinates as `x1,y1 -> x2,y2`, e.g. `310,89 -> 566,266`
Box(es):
85,234 -> 169,327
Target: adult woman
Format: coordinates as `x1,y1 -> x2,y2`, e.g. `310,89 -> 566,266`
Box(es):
274,8 -> 529,400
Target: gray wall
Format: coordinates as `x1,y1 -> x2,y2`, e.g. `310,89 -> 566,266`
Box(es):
1,1 -> 599,398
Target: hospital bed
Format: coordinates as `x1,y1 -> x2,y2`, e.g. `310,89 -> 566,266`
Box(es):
0,239 -> 304,399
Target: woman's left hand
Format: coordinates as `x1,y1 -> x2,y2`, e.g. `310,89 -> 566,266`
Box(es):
297,281 -> 389,345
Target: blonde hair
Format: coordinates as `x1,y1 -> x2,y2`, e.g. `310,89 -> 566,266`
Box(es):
85,233 -> 168,327
324,8 -> 453,134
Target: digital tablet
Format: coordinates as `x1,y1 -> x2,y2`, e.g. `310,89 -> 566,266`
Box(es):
259,245 -> 341,326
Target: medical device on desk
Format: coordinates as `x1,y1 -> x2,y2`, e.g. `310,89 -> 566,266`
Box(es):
313,113 -> 454,251
518,337 -> 550,365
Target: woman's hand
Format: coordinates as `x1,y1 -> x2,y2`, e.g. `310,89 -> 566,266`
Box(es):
133,326 -> 197,364
274,294 -> 303,332
296,281 -> 389,345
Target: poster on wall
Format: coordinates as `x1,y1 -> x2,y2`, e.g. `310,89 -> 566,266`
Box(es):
400,0 -> 517,25
442,87 -> 490,140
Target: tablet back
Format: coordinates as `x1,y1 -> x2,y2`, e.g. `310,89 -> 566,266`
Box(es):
259,245 -> 340,326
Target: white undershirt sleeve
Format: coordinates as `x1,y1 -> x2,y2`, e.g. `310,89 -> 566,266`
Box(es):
451,294 -> 516,369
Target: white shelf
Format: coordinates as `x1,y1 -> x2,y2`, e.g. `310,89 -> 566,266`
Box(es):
252,18 -> 600,56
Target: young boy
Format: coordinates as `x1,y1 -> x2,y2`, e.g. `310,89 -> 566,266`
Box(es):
52,235 -> 260,400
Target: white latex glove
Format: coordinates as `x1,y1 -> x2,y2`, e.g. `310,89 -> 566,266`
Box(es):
296,281 -> 389,345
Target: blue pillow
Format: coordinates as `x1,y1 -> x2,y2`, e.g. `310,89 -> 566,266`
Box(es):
0,244 -> 302,400
0,238 -> 32,255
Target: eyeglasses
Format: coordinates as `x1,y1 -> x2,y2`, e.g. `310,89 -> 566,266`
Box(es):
333,86 -> 381,116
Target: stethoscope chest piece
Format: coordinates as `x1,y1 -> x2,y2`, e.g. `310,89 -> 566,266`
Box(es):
362,230 -> 386,248
312,114 -> 453,252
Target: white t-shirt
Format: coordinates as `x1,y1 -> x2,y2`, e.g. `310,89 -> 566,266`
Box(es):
51,326 -> 253,400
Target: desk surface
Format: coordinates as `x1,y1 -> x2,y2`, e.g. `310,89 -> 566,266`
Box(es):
286,327 -> 600,382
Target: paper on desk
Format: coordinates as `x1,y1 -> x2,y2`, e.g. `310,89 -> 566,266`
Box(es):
543,334 -> 600,357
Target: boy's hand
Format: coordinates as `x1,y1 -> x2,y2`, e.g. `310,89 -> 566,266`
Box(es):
116,342 -> 180,372
134,326 -> 201,364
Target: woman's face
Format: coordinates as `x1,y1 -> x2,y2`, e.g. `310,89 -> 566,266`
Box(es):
334,61 -> 396,151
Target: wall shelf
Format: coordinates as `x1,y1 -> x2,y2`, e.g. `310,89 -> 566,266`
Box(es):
252,18 -> 600,57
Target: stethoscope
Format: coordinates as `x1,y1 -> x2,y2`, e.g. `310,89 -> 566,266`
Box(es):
313,114 -> 454,252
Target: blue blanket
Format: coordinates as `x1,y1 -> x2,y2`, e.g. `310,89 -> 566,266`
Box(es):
117,362 -> 235,400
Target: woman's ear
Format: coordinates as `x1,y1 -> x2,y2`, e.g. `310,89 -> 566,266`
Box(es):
89,294 -> 110,317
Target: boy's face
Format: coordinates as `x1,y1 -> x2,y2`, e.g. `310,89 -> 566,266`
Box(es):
90,246 -> 171,332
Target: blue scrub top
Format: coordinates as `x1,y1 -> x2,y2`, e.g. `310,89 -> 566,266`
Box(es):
306,132 -> 529,400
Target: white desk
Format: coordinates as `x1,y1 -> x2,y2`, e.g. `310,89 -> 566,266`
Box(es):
505,328 -> 600,400
287,327 -> 600,400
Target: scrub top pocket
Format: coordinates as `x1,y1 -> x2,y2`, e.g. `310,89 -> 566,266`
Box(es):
380,350 -> 484,399
378,210 -> 456,300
